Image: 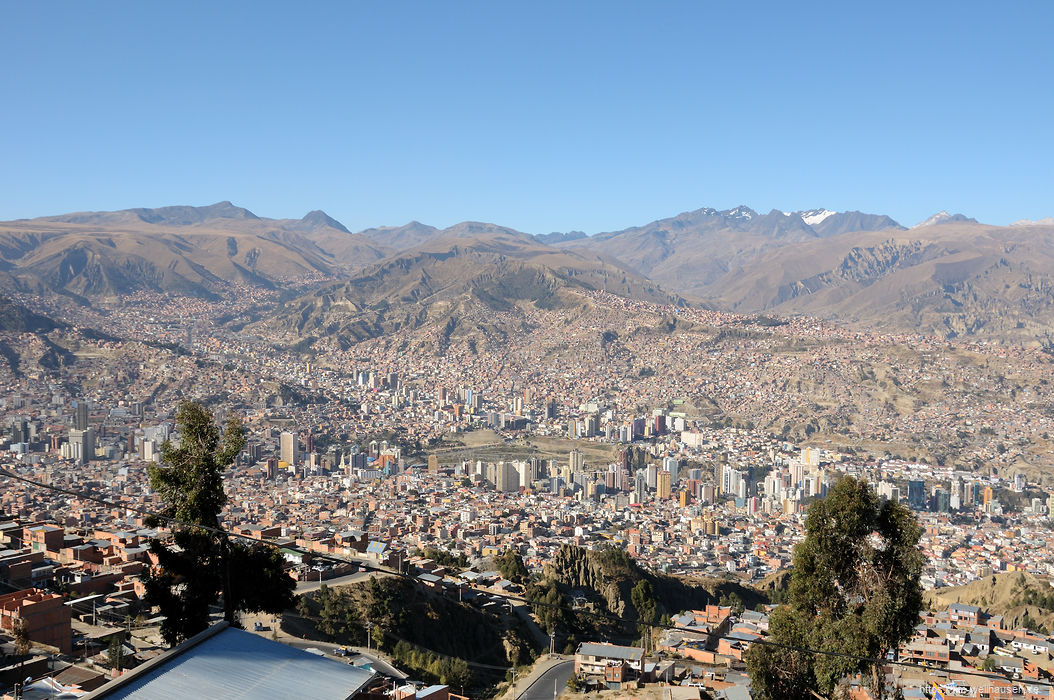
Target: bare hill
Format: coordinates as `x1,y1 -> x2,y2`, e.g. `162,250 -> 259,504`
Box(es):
258,228 -> 683,349
0,203 -> 391,300
924,571 -> 1054,632
562,205 -> 902,294
708,222 -> 1054,345
357,221 -> 442,251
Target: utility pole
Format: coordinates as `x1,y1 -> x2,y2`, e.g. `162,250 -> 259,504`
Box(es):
365,621 -> 373,652
221,535 -> 234,624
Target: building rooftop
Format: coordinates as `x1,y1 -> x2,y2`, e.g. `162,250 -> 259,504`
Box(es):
80,623 -> 374,700
576,642 -> 644,661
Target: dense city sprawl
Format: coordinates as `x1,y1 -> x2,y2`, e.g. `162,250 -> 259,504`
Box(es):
4,286 -> 1054,698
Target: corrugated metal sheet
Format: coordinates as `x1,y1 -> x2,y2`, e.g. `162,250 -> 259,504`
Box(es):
576,642 -> 644,660
94,627 -> 373,699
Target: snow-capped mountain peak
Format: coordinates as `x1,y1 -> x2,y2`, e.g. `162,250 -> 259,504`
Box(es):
800,208 -> 837,226
912,211 -> 978,228
724,206 -> 755,221
914,210 -> 951,228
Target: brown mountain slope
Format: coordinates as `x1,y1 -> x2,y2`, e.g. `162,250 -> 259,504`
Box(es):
561,206 -> 824,292
356,221 -> 442,252
708,222 -> 1054,345
562,206 -> 903,295
924,571 -> 1054,632
258,228 -> 684,348
0,203 -> 391,300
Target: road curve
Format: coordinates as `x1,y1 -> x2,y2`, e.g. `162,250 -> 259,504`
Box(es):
517,660 -> 573,700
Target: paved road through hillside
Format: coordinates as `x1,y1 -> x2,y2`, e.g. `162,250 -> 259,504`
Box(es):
517,660 -> 573,700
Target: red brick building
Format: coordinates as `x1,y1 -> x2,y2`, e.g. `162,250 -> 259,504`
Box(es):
0,588 -> 72,654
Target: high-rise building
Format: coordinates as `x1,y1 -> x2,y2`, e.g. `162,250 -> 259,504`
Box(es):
934,489 -> 950,513
75,401 -> 90,431
69,428 -> 95,465
428,455 -> 440,474
663,456 -> 679,484
280,432 -> 298,466
585,415 -> 600,437
633,471 -> 648,504
722,466 -> 747,500
907,480 -> 926,510
969,481 -> 983,505
657,470 -> 672,500
569,448 -> 585,473
699,483 -> 715,504
495,462 -> 519,492
951,477 -> 964,503
516,459 -> 537,486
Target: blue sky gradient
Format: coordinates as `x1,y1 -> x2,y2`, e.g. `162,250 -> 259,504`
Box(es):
2,1 -> 1052,232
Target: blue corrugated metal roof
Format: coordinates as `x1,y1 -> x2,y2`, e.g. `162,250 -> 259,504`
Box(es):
85,626 -> 373,700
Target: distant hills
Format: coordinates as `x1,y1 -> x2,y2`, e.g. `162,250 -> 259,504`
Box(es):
911,211 -> 977,229
38,201 -> 261,227
3,201 -> 1054,346
259,227 -> 679,348
0,202 -> 389,300
557,205 -> 906,295
707,220 -> 1054,344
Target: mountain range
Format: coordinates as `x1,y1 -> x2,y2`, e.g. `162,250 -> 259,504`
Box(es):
2,201 -> 1054,346
557,205 -> 905,295
0,202 -> 389,302
257,227 -> 678,349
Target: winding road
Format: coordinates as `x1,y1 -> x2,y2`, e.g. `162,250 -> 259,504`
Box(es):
517,660 -> 573,700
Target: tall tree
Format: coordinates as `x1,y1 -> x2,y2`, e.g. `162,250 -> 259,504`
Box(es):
13,617 -> 30,690
496,549 -> 529,584
745,477 -> 923,700
107,635 -> 125,672
143,401 -> 295,646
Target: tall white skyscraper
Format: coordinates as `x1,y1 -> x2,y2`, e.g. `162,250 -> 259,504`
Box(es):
280,431 -> 298,466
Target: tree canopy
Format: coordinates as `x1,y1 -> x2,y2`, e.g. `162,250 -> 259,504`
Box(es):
745,476 -> 923,700
143,401 -> 295,646
496,549 -> 529,584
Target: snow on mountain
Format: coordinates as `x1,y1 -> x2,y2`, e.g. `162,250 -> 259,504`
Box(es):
912,211 -> 977,228
800,209 -> 837,226
725,206 -> 755,221
915,211 -> 951,228
1011,217 -> 1054,227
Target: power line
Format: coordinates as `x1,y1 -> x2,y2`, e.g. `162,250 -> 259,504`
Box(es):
2,464 -> 1049,690
281,611 -> 511,673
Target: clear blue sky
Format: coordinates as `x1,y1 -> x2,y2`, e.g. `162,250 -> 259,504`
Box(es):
2,2 -> 1052,233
